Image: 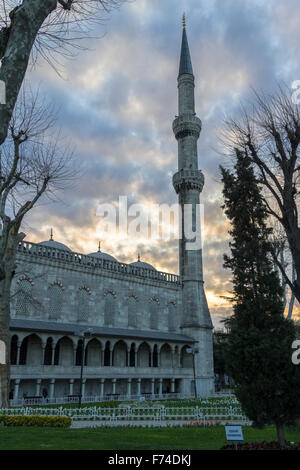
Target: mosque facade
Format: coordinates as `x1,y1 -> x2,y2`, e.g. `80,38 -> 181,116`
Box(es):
8,21 -> 214,402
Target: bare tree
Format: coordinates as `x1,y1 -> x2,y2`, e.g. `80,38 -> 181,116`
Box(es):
0,0 -> 127,146
221,85 -> 300,305
273,244 -> 296,319
0,87 -> 76,407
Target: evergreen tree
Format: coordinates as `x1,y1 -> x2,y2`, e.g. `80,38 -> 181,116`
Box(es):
220,149 -> 300,447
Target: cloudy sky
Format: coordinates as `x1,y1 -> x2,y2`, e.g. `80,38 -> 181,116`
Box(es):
22,0 -> 300,327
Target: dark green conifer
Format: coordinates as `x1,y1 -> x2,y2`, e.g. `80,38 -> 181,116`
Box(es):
221,150 -> 300,447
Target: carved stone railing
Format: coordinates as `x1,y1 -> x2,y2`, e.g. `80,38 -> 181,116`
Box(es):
172,113 -> 202,140
173,168 -> 204,194
17,241 -> 181,285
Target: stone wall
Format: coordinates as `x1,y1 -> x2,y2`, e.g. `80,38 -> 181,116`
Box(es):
11,247 -> 182,334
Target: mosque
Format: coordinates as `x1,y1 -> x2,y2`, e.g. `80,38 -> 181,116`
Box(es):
8,19 -> 214,402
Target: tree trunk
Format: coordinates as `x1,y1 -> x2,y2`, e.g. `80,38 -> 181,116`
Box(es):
0,229 -> 21,407
0,279 -> 12,408
275,423 -> 286,448
0,0 -> 57,145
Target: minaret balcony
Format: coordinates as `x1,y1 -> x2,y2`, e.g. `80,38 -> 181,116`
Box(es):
172,114 -> 202,140
172,168 -> 204,193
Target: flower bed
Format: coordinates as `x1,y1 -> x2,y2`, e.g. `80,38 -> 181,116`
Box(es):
183,420 -> 223,427
220,441 -> 300,450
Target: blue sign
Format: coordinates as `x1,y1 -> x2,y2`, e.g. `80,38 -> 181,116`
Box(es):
225,425 -> 244,442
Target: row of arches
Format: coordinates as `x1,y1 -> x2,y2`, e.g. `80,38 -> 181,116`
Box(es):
11,377 -> 183,400
10,334 -> 194,369
14,279 -> 178,330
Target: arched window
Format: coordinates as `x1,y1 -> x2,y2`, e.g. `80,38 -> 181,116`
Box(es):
113,340 -> 127,367
104,341 -> 111,366
48,283 -> 63,320
153,344 -> 158,367
44,338 -> 53,365
128,296 -> 137,328
160,343 -> 172,367
77,287 -> 90,323
19,337 -> 28,365
10,335 -> 18,365
16,279 -> 32,317
137,342 -> 151,367
104,293 -> 116,326
129,343 -> 135,367
149,299 -> 159,330
168,303 -> 177,331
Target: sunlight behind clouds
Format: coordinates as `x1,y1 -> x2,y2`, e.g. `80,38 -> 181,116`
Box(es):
21,0 -> 300,327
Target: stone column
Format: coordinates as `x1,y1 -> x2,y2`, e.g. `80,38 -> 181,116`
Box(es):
50,379 -> 55,399
159,378 -> 163,396
14,379 -> 20,400
134,349 -> 137,367
36,379 -> 41,396
112,379 -> 116,394
127,349 -> 130,367
101,349 -> 104,367
51,343 -> 56,365
149,349 -> 152,367
157,349 -> 161,368
82,379 -> 86,399
171,378 -> 175,393
137,378 -> 141,396
171,348 -> 175,368
73,346 -> 77,365
176,349 -> 180,368
151,378 -> 155,396
100,379 -> 105,397
109,349 -> 113,367
127,378 -> 132,397
41,343 -> 46,365
69,379 -> 74,395
16,342 -> 21,365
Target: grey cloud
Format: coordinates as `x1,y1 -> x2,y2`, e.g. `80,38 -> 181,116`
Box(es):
19,0 -> 300,322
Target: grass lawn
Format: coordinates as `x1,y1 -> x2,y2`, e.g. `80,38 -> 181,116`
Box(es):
0,426 -> 299,450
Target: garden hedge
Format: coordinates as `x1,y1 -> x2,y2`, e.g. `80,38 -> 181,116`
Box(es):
0,415 -> 71,428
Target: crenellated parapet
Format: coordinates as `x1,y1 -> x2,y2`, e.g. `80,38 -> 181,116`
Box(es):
16,241 -> 181,285
172,168 -> 204,194
172,114 -> 201,140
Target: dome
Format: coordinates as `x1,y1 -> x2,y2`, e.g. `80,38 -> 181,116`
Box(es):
130,254 -> 156,271
39,230 -> 72,252
88,243 -> 118,262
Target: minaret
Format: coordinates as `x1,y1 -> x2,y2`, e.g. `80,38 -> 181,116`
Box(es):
173,16 -> 214,395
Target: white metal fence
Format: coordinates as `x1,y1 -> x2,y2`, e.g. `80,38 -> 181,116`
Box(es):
8,391 -> 233,408
0,405 -> 248,423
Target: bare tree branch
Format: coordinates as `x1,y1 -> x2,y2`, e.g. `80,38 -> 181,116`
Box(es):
0,0 -> 128,145
220,84 -> 300,305
0,87 -> 77,406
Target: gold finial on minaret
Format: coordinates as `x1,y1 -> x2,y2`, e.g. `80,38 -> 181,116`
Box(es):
50,228 -> 53,241
182,13 -> 186,29
138,253 -> 141,262
98,241 -> 101,252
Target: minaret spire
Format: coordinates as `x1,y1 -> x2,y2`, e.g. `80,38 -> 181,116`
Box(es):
179,14 -> 193,78
172,18 -> 214,396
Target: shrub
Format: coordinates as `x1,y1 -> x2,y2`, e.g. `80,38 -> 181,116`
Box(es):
0,415 -> 71,428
